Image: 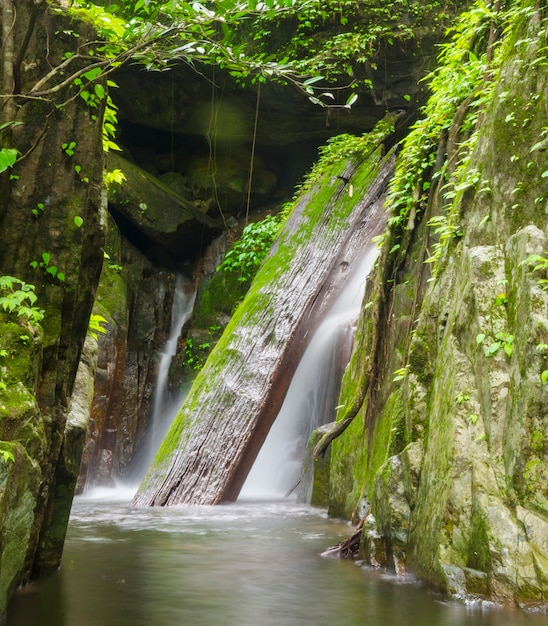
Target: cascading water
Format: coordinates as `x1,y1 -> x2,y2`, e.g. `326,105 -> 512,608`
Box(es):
135,275 -> 196,477
239,243 -> 380,501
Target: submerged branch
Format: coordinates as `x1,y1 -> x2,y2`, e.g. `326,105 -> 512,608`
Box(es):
322,516 -> 366,559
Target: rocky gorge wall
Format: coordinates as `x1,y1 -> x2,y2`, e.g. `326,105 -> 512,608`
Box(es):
0,3 -> 106,615
0,0 -> 492,618
325,0 -> 548,605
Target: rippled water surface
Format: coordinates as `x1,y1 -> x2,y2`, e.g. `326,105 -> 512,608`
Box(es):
7,489 -> 548,626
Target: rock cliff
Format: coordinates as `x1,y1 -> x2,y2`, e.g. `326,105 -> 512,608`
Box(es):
325,0 -> 548,605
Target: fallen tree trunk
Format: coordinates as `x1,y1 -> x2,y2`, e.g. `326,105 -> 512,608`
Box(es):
133,144 -> 394,506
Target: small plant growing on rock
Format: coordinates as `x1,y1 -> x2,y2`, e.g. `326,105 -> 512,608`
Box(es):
0,275 -> 44,329
219,214 -> 282,283
521,252 -> 548,291
88,314 -> 108,340
0,447 -> 15,463
30,252 -> 65,282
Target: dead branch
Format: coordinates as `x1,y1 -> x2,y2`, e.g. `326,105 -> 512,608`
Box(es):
322,517 -> 366,559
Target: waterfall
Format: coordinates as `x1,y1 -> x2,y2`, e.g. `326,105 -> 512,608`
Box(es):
239,243 -> 380,501
137,275 -> 196,476
133,153 -> 393,507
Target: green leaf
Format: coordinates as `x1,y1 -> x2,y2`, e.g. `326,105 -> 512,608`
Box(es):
345,93 -> 358,108
0,148 -> 18,173
1,449 -> 15,464
83,67 -> 102,81
74,215 -> 84,227
541,370 -> 548,384
475,333 -> 485,345
485,341 -> 501,357
94,84 -> 105,99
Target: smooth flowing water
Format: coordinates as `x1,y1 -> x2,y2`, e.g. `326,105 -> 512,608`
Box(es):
6,490 -> 547,626
134,276 -> 196,479
240,244 -> 380,501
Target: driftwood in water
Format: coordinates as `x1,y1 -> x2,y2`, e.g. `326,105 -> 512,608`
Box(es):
132,149 -> 394,506
322,517 -> 366,559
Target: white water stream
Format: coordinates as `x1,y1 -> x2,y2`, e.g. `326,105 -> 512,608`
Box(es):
239,243 -> 380,501
138,275 -> 196,475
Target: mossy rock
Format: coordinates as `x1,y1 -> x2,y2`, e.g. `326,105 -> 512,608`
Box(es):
0,442 -> 43,617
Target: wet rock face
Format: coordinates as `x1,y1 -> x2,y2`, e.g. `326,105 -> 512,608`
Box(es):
0,2 -> 105,615
109,38 -> 433,222
77,223 -> 178,491
329,7 -> 548,605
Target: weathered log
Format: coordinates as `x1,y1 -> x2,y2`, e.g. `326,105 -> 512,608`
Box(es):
133,146 -> 394,506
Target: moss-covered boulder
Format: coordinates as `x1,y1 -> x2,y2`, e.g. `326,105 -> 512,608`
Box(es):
0,3 -> 105,615
107,152 -> 219,263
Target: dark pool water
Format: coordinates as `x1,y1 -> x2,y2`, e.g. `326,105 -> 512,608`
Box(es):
6,489 -> 548,626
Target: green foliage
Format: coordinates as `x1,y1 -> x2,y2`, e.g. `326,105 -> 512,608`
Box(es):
73,67 -> 105,108
477,330 -> 514,358
30,252 -> 65,282
62,141 -> 76,157
0,121 -> 22,173
88,314 -> 108,340
0,147 -> 18,173
102,92 -> 122,153
0,276 -> 44,328
32,202 -> 45,218
240,0 -> 457,93
293,114 -> 396,202
521,252 -> 548,291
219,214 -> 283,282
104,168 -> 127,189
385,1 -> 502,270
0,447 -> 15,464
181,337 -> 211,371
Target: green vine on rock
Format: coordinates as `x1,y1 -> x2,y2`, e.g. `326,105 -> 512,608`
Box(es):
384,0 -> 504,270
30,253 -> 65,283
